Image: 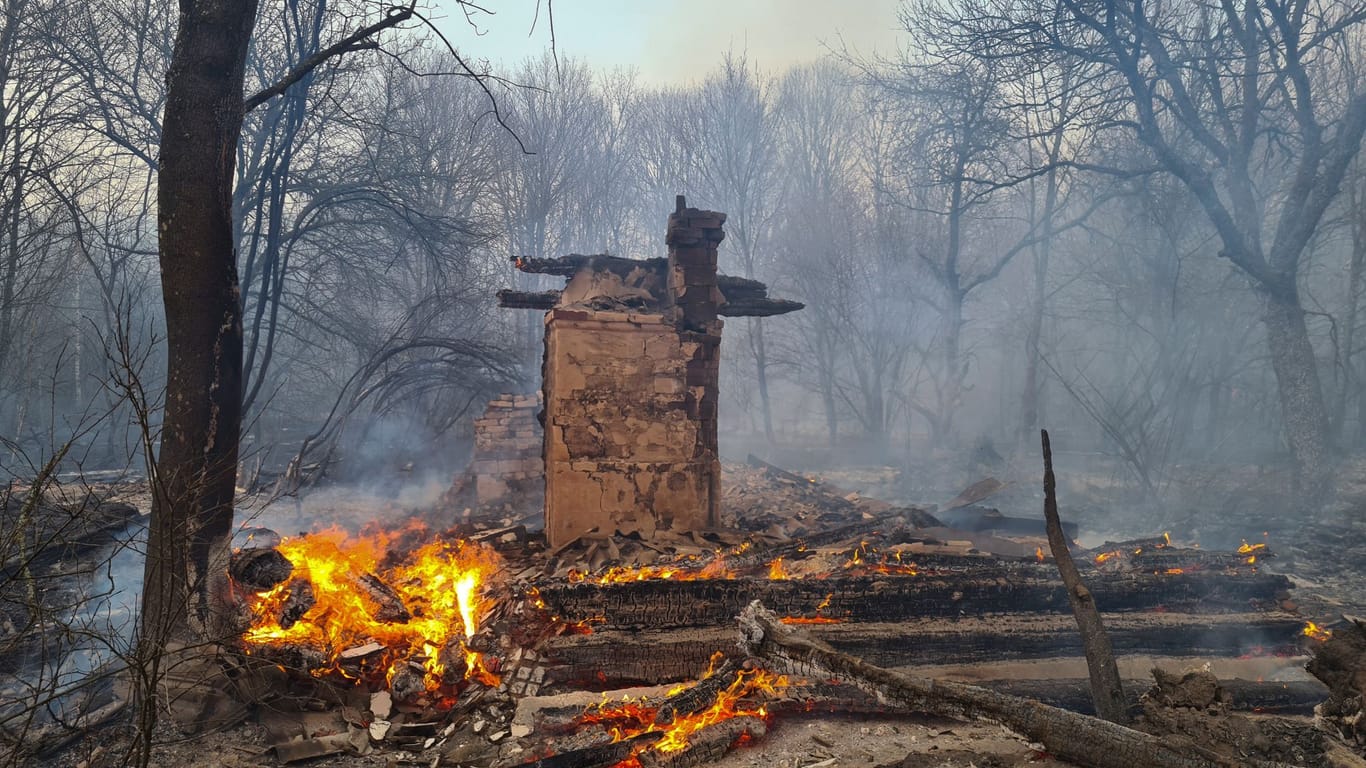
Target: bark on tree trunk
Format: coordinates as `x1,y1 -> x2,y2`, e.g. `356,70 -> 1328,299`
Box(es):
142,0 -> 259,652
1262,293 -> 1333,501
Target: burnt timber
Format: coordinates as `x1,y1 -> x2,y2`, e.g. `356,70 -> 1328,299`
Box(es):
537,570 -> 1292,631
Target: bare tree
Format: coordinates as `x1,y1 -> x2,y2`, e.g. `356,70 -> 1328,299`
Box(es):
939,0 -> 1366,495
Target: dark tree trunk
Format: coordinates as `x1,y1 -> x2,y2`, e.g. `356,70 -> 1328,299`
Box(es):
142,0 -> 259,650
1262,292 -> 1332,499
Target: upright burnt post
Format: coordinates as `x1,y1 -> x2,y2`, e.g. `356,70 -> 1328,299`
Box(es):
665,195 -> 725,533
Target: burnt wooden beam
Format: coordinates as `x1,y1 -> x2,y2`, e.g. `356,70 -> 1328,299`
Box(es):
536,571 -> 1293,631
514,254 -> 667,278
497,289 -> 561,310
717,297 -> 805,317
540,613 -> 1309,690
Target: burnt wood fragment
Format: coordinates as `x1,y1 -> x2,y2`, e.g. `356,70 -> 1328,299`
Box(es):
277,578 -> 315,629
636,716 -> 766,768
505,732 -> 661,768
230,547 -> 294,591
653,660 -> 738,725
498,289 -> 561,310
354,571 -> 410,623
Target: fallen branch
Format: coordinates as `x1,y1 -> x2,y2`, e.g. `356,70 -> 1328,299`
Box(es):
1042,429 -> 1127,723
737,601 -> 1295,768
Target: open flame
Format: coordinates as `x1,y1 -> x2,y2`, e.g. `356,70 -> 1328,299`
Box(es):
1303,621 -> 1333,642
577,663 -> 790,760
241,523 -> 503,697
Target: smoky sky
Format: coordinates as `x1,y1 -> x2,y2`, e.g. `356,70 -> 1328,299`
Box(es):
434,0 -> 902,84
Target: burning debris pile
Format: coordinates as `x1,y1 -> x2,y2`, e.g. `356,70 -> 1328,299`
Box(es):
220,454 -> 1348,768
231,524 -> 505,709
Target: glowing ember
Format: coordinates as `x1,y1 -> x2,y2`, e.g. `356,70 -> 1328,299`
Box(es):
1094,550 -> 1122,564
779,616 -> 842,625
240,523 -> 503,696
578,665 -> 790,758
1303,621 -> 1333,642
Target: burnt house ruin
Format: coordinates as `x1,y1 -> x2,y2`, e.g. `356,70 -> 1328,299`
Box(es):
498,197 -> 802,547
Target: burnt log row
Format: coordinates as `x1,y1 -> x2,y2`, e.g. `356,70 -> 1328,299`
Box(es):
536,571 -> 1293,631
738,601 -> 1315,768
539,613 -> 1308,690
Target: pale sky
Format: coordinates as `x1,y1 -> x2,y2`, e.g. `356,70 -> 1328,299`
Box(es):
431,0 -> 904,85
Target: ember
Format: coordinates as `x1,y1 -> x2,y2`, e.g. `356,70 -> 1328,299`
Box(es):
240,523 -> 503,697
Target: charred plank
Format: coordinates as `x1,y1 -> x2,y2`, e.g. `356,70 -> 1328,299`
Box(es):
536,571 -> 1293,631
498,289 -> 561,310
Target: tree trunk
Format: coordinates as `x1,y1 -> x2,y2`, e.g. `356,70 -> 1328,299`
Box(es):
1261,293 -> 1333,501
142,0 -> 259,652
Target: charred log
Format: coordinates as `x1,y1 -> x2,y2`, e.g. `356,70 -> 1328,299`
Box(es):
637,717 -> 765,768
653,660 -> 737,726
277,578 -> 315,629
230,547 -> 293,591
355,571 -> 410,623
504,733 -> 661,768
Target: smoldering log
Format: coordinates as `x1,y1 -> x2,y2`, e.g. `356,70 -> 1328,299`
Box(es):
355,571 -> 410,623
229,546 -> 294,591
737,601 -> 1295,768
502,732 -> 661,768
537,570 -> 1292,631
278,578 -> 316,629
653,660 -> 737,725
636,716 -> 766,768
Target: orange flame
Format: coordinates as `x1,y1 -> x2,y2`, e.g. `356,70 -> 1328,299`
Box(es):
768,558 -> 788,580
241,523 -> 503,696
1035,547 -> 1045,562
579,666 -> 790,757
1303,621 -> 1332,642
1095,550 -> 1122,564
